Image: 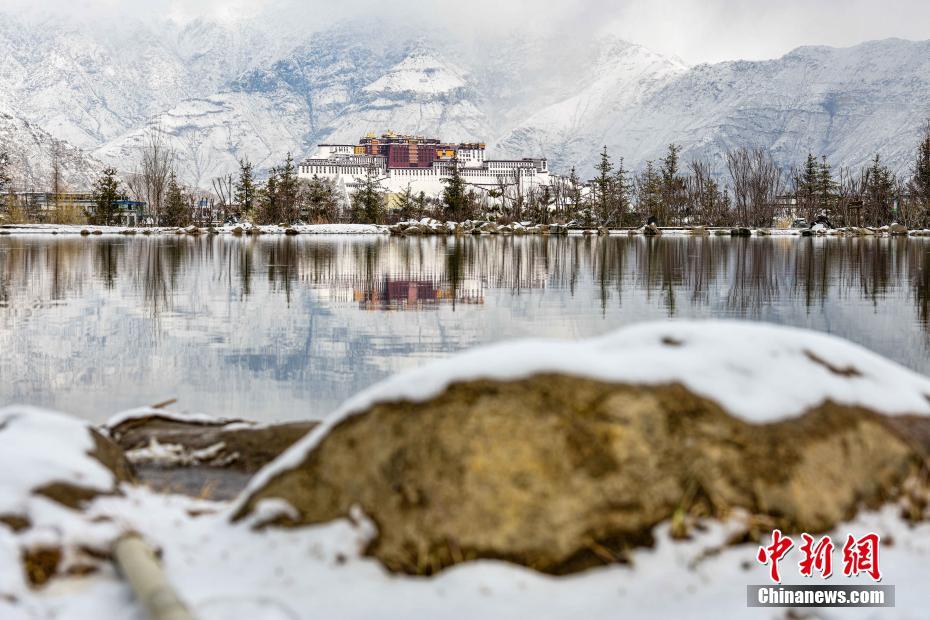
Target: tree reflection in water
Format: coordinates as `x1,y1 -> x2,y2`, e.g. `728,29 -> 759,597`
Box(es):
3,234 -> 930,421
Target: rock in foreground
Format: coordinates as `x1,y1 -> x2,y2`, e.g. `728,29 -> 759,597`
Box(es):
235,321 -> 930,575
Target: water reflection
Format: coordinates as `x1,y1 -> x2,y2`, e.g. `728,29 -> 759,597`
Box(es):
1,234 -> 929,423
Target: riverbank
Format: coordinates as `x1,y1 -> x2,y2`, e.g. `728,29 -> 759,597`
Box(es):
3,321 -> 930,617
5,220 -> 930,238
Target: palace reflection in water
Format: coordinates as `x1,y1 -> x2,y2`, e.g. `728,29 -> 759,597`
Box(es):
2,234 -> 929,422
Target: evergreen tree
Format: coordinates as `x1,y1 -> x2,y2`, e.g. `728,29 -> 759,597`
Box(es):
912,120 -> 930,221
162,172 -> 189,227
91,167 -> 121,225
636,161 -> 663,223
567,167 -> 584,223
659,144 -> 687,224
303,175 -> 340,223
234,159 -> 256,220
594,145 -> 613,224
611,157 -> 632,226
350,163 -> 385,223
414,191 -> 427,220
816,156 -> 837,213
395,184 -> 416,221
863,154 -> 897,225
797,153 -> 819,221
256,168 -> 280,224
277,153 -> 299,223
441,154 -> 467,221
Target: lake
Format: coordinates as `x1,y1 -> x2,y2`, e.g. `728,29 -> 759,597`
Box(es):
2,234 -> 929,423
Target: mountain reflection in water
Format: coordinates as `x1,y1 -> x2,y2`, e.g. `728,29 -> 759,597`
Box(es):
1,234 -> 928,423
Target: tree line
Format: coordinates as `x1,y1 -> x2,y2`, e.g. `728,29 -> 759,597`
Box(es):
2,120 -> 929,228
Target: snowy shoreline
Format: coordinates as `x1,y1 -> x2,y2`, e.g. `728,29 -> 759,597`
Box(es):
3,221 -> 929,238
0,223 -> 389,236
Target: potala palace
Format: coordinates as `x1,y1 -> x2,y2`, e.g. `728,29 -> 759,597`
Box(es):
299,132 -> 556,201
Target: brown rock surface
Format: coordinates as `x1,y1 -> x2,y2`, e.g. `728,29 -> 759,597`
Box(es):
235,375 -> 928,575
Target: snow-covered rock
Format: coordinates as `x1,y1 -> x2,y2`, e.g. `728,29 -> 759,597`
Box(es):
234,320 -> 930,575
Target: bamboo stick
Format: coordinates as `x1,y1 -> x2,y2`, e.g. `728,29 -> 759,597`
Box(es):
113,535 -> 195,620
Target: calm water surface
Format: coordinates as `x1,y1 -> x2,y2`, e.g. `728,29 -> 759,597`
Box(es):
2,234 -> 929,423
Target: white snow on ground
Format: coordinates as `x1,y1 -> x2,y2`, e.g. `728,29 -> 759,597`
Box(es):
245,320 -> 930,498
3,486 -> 928,619
0,407 -> 116,515
0,223 -> 388,235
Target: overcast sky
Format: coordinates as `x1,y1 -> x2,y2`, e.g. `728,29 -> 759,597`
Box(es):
6,0 -> 930,63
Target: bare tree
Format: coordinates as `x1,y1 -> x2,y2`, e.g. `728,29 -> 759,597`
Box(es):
726,147 -> 783,227
836,166 -> 864,227
687,159 -> 730,226
212,174 -> 235,223
137,126 -> 176,224
50,144 -> 63,220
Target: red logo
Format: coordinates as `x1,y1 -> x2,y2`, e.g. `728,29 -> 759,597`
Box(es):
756,531 -> 882,583
756,529 -> 794,583
799,533 -> 835,578
842,533 -> 882,581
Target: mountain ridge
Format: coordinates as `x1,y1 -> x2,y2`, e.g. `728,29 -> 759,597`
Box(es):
0,12 -> 927,189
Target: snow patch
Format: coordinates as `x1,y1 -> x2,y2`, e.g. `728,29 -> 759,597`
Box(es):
0,406 -> 116,516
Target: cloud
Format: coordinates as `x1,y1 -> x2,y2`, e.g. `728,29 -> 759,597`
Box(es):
3,0 -> 929,63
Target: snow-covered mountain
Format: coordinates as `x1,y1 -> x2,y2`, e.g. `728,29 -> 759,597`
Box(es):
0,103 -> 101,190
93,26 -> 413,186
0,9 -> 928,189
314,45 -> 492,146
494,40 -> 688,172
0,14 -> 282,151
496,38 -> 930,176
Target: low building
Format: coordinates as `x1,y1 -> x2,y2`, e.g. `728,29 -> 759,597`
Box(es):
10,191 -> 147,226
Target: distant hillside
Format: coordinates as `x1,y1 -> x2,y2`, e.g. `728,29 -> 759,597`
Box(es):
0,11 -> 928,187
0,105 -> 101,190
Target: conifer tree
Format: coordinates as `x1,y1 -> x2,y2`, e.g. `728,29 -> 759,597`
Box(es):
567,166 -> 584,222
350,163 -> 385,224
798,153 -> 819,221
636,161 -> 663,223
594,145 -> 613,225
863,154 -> 896,225
234,159 -> 256,220
612,157 -> 632,226
395,184 -> 416,221
277,153 -> 299,224
256,167 -> 279,224
912,120 -> 930,221
162,172 -> 189,227
659,144 -> 687,224
817,156 -> 837,213
303,175 -> 340,223
441,154 -> 467,221
91,167 -> 121,225
414,191 -> 427,220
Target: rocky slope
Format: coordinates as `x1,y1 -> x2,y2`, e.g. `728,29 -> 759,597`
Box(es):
0,103 -> 102,190
1,9 -> 928,188
497,38 -> 930,176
